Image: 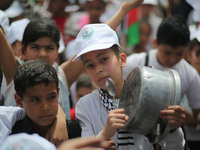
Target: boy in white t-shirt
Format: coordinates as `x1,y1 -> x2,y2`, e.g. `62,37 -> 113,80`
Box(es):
73,22 -> 186,150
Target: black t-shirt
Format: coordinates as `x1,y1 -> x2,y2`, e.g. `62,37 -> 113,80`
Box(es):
11,115 -> 81,139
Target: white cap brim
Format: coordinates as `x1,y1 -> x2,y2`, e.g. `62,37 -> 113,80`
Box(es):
73,43 -> 115,61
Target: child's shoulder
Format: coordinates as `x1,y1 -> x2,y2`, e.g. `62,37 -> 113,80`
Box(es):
76,89 -> 99,106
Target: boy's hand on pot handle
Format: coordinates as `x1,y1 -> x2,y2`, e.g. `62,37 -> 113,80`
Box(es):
100,109 -> 129,140
160,105 -> 186,130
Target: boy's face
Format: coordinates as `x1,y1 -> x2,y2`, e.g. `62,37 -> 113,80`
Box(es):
22,37 -> 58,65
15,82 -> 59,129
86,0 -> 105,23
156,42 -> 187,68
139,23 -> 151,47
82,49 -> 126,90
187,46 -> 200,74
48,0 -> 68,16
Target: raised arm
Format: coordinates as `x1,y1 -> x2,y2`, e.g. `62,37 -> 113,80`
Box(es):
106,0 -> 143,30
0,28 -> 19,85
60,54 -> 84,88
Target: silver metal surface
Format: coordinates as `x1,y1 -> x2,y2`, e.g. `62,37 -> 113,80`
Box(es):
119,66 -> 181,143
106,78 -> 119,109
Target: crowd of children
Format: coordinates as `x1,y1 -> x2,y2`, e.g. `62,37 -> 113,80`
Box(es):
0,0 -> 200,150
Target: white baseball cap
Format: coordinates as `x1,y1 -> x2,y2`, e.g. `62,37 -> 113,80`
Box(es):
0,10 -> 10,37
6,18 -> 30,44
143,0 -> 158,5
0,133 -> 56,150
4,0 -> 23,18
189,25 -> 200,42
73,23 -> 120,61
186,0 -> 200,22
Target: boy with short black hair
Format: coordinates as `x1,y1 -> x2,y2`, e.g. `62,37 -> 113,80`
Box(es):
12,60 -> 59,137
11,60 -> 81,142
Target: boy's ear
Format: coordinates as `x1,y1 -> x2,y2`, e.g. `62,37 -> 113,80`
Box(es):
153,38 -> 158,48
120,53 -> 127,67
14,94 -> 24,108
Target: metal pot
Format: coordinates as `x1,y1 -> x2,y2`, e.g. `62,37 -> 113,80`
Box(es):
119,66 -> 181,143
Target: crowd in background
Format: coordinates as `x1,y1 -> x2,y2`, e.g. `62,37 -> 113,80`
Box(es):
0,0 -> 200,150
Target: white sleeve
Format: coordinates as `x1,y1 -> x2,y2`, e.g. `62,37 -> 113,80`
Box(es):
159,127 -> 185,150
75,98 -> 96,137
186,69 -> 200,109
0,106 -> 25,143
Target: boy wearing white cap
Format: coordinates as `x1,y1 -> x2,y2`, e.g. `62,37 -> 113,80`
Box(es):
107,0 -> 200,135
74,22 -> 186,150
73,1 -> 187,147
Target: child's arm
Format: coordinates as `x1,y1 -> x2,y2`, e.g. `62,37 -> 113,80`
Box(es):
60,54 -> 84,88
99,108 -> 129,140
159,105 -> 186,149
45,105 -> 68,147
0,28 -> 19,85
106,0 -> 143,30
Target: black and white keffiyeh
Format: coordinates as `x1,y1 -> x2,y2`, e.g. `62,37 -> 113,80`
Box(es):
98,89 -> 116,112
98,89 -> 135,149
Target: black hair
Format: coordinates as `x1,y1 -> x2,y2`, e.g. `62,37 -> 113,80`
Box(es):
156,15 -> 190,47
76,73 -> 93,91
14,60 -> 59,98
111,44 -> 121,58
189,38 -> 200,51
21,19 -> 60,54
